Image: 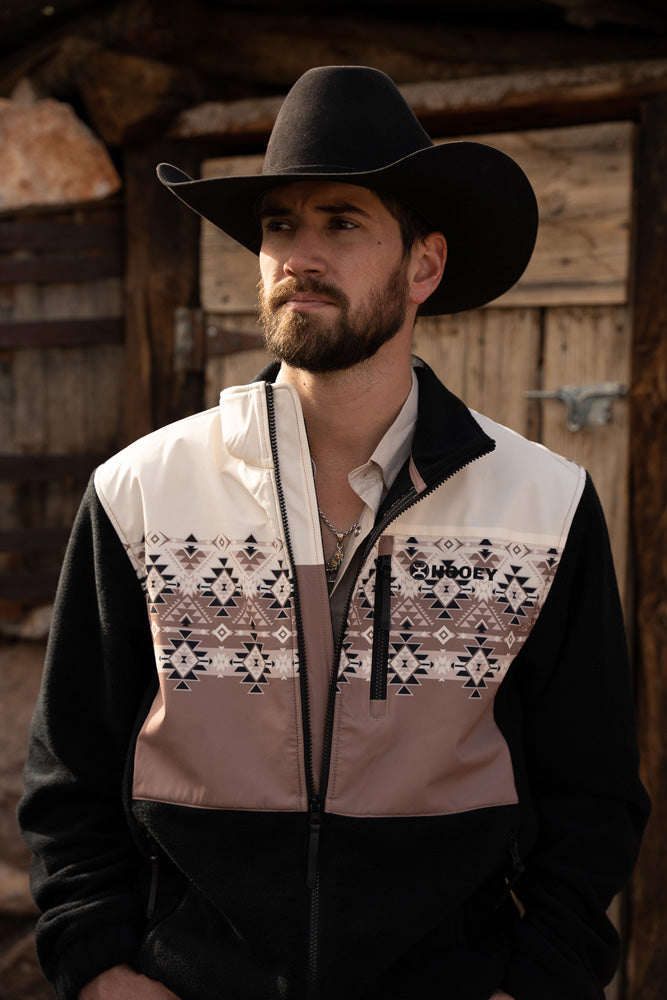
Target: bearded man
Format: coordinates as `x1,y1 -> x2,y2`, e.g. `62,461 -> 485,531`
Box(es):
19,65 -> 649,1000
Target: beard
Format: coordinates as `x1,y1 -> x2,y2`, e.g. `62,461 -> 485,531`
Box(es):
257,261 -> 410,374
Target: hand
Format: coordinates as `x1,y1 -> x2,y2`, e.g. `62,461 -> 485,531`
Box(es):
79,964 -> 182,999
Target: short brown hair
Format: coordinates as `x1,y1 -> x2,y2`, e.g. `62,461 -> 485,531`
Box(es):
374,191 -> 434,254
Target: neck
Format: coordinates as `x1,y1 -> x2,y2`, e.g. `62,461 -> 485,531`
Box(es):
278,348 -> 413,472
277,343 -> 414,531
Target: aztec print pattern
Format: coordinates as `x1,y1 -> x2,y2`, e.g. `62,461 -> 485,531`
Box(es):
340,535 -> 560,699
127,532 -> 297,693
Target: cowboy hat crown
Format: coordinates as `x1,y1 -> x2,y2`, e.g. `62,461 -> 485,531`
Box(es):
158,65 -> 538,315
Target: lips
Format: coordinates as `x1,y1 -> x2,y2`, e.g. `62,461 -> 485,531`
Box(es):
282,293 -> 333,308
266,278 -> 349,312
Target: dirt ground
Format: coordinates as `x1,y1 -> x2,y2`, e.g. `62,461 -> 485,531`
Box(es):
0,639 -> 56,999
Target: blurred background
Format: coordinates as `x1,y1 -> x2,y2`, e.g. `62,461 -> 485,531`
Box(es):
0,2 -> 666,997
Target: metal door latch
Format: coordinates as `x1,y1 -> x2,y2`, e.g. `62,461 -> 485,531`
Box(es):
525,382 -> 627,433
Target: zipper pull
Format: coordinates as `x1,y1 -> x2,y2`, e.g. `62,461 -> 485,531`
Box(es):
146,850 -> 159,919
307,797 -> 322,890
505,833 -> 527,918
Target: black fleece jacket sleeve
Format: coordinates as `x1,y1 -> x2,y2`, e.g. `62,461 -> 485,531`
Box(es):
18,477 -> 157,1000
501,475 -> 650,999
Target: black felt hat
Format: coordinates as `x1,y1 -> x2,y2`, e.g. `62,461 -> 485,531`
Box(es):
157,65 -> 538,315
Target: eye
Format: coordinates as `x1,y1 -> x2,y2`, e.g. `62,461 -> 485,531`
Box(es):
329,216 -> 358,231
262,219 -> 292,233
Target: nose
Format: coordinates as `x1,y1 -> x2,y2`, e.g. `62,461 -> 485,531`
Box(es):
283,226 -> 326,279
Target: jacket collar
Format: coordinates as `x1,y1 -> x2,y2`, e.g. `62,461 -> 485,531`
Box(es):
253,356 -> 496,494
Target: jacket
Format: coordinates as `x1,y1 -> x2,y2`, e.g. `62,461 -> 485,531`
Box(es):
19,358 -> 649,1000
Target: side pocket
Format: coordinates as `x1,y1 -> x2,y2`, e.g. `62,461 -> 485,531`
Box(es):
369,553 -> 392,720
138,846 -> 188,967
506,830 -> 527,918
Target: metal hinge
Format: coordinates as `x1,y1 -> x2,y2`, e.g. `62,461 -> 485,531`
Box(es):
525,382 -> 627,432
174,308 -> 263,371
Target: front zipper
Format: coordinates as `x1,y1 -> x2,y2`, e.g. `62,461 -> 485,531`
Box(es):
306,797 -> 322,998
265,385 -> 322,997
265,382 -> 494,997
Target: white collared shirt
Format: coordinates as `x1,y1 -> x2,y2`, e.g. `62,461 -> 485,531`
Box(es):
326,370 -> 418,632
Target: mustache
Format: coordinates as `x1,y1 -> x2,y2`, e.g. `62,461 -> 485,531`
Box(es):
262,277 -> 350,311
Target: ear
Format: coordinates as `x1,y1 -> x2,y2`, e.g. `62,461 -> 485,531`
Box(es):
408,232 -> 447,306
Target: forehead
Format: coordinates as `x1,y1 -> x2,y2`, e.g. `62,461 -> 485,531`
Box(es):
259,179 -> 391,217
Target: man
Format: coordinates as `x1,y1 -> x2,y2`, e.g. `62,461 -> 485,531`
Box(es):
19,66 -> 648,1000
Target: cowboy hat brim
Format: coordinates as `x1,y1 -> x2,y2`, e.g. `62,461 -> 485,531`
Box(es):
157,139 -> 538,316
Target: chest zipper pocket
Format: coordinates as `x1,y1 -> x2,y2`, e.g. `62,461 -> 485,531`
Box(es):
369,553 -> 392,719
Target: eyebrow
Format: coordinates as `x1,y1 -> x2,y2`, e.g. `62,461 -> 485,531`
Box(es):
259,199 -> 372,220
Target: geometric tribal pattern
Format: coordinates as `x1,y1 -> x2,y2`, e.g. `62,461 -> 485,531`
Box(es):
127,529 -> 560,702
340,535 -> 560,699
128,532 -> 297,694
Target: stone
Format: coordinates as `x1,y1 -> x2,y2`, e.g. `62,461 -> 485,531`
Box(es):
0,96 -> 121,212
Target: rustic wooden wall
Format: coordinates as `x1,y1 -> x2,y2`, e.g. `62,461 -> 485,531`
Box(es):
0,204 -> 125,619
1,6 -> 665,989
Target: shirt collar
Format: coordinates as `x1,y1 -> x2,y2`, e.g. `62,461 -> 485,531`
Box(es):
366,368 -> 418,491
347,369 -> 418,511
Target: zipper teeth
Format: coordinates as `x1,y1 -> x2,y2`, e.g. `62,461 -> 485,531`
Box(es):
264,384 -> 315,800
318,442 -> 495,802
307,875 -> 320,996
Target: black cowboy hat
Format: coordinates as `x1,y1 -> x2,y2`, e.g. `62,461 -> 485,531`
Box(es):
157,65 -> 538,316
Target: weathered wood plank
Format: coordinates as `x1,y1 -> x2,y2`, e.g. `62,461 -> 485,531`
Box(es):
539,305 -> 631,598
199,121 -> 632,314
123,142 -> 201,442
0,219 -> 126,611
626,93 -> 667,1000
0,218 -> 122,251
538,303 -> 633,1000
169,59 -> 667,141
1,276 -> 123,324
411,308 -> 542,437
0,252 -> 122,284
478,123 -> 633,307
0,317 -> 123,349
199,155 -> 263,315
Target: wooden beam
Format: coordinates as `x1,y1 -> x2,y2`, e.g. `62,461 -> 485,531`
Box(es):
0,218 -> 122,251
626,92 -> 667,999
0,253 -> 122,284
123,141 -> 201,443
0,318 -> 124,349
169,59 -> 667,143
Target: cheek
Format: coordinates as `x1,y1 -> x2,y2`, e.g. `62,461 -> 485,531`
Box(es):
258,251 -> 281,286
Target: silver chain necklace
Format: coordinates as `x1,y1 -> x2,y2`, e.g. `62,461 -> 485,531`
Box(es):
318,507 -> 361,585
